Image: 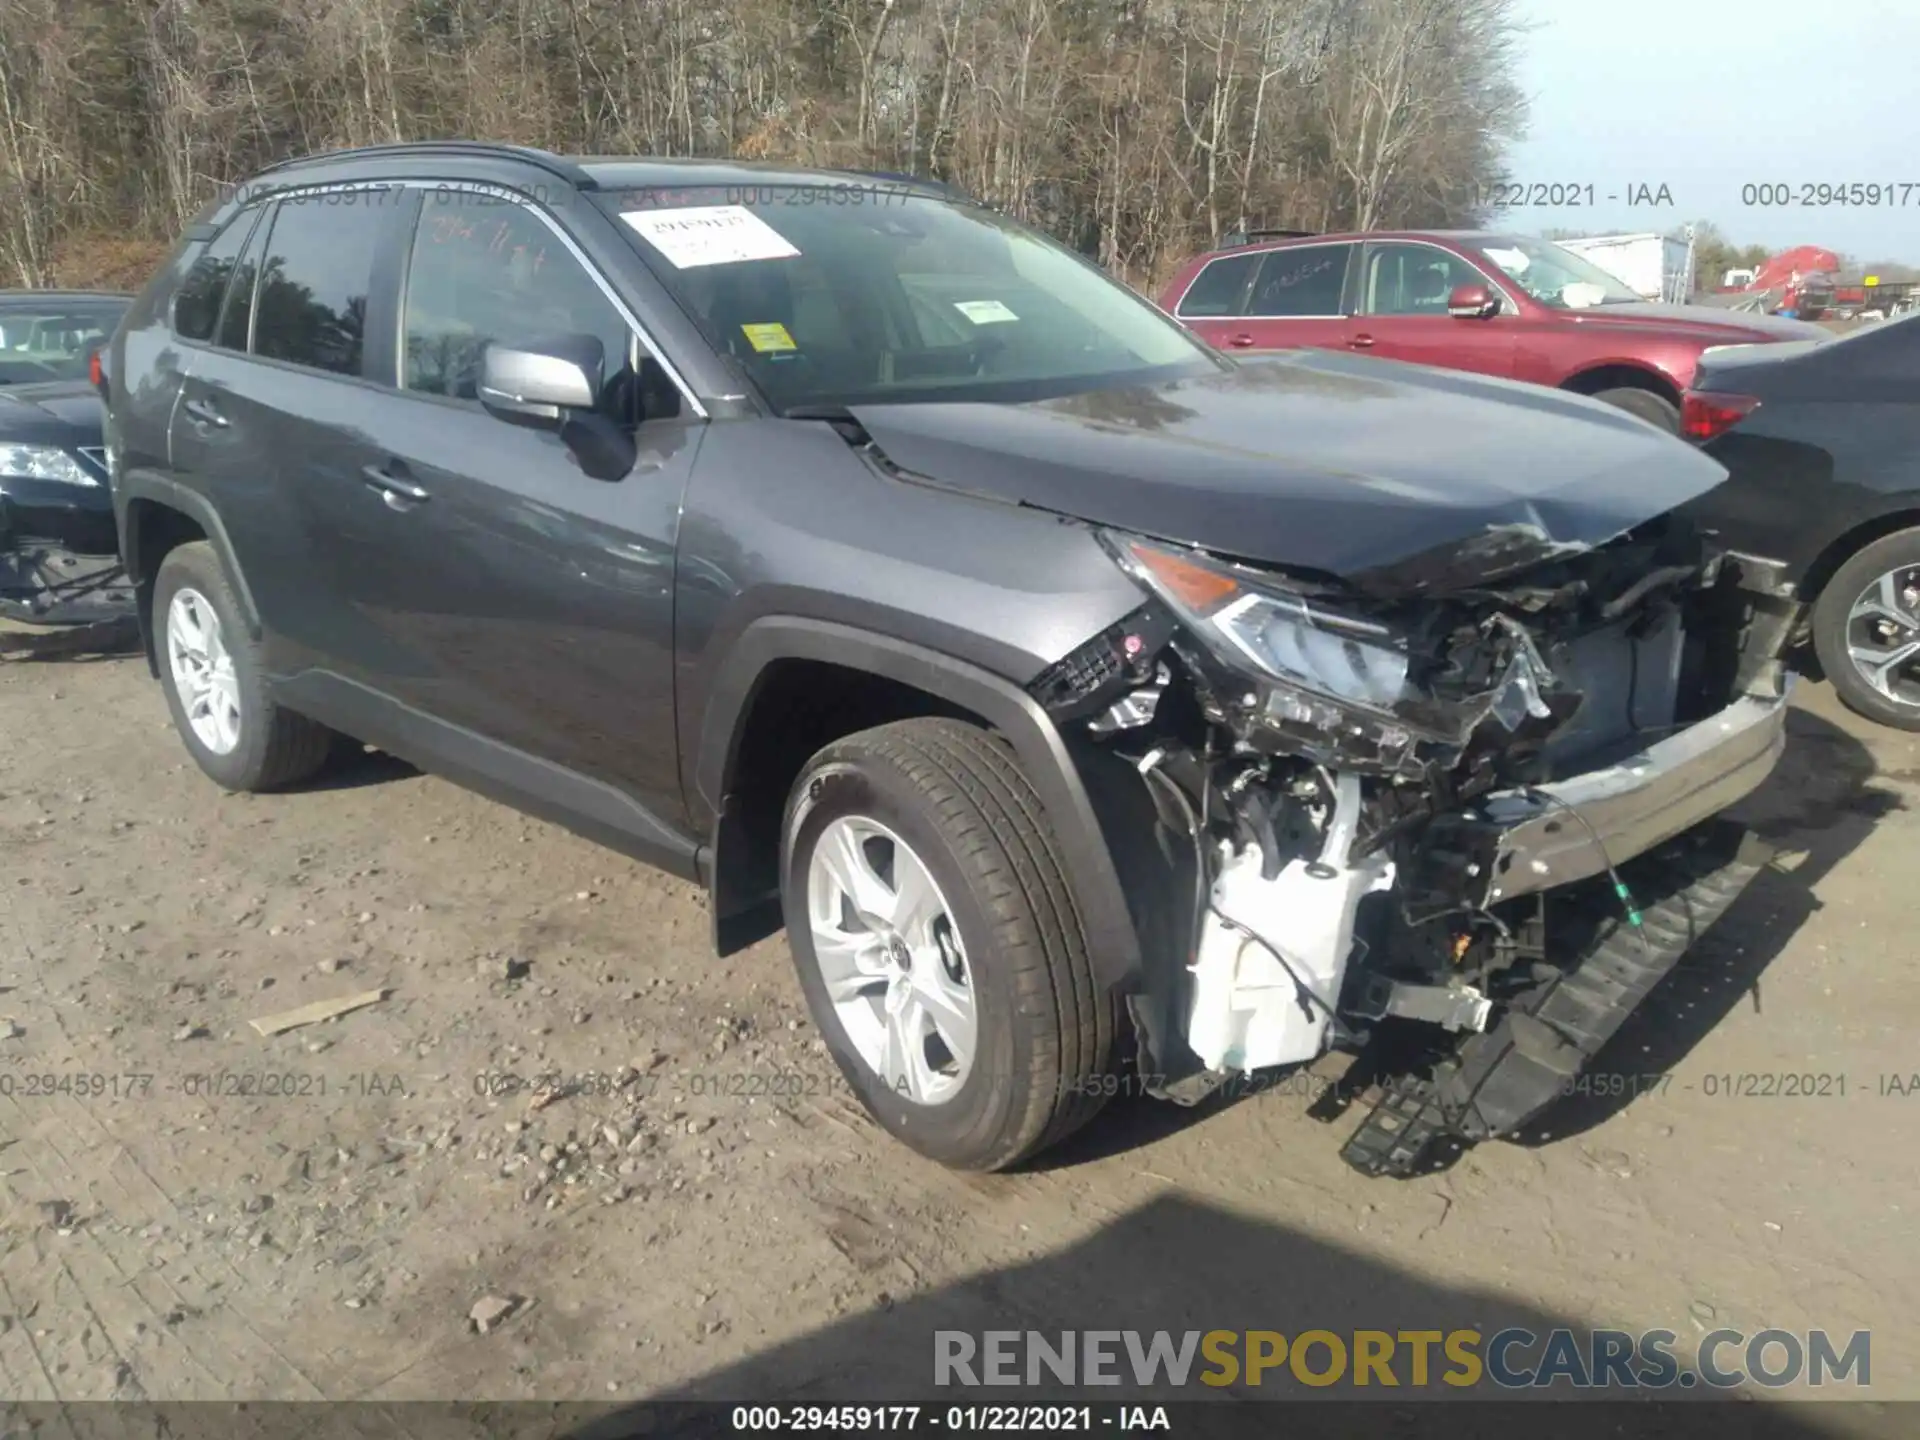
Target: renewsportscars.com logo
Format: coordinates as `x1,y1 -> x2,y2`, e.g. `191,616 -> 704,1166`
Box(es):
933,1328 -> 1871,1391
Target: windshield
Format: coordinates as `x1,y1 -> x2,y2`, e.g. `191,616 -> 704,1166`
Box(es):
1471,239 -> 1643,309
603,186 -> 1220,409
0,301 -> 125,384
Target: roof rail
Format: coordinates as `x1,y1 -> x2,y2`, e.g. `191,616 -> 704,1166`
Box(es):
1219,227 -> 1318,248
247,141 -> 598,191
839,168 -> 970,200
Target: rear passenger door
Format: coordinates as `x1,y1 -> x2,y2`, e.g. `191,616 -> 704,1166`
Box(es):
1178,244 -> 1358,355
168,189 -> 411,678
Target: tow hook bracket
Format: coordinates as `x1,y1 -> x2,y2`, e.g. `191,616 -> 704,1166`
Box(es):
1354,976 -> 1492,1033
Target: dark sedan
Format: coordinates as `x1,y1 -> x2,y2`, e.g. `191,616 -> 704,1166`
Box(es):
1681,313 -> 1920,728
0,290 -> 134,633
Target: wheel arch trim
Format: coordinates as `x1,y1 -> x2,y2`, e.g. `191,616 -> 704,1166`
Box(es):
694,616 -> 1144,991
117,471 -> 262,673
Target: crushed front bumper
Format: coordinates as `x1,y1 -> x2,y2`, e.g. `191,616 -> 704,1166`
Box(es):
1426,682 -> 1791,911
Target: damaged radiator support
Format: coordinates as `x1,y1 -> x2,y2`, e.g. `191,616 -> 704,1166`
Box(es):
1339,817 -> 1774,1178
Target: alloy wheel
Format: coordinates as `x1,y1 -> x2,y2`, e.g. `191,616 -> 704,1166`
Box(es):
166,586 -> 243,755
804,815 -> 978,1105
1847,567 -> 1920,708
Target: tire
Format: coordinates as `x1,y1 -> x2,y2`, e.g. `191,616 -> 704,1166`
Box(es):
1812,528 -> 1920,731
153,541 -> 335,790
1591,387 -> 1680,431
780,717 -> 1119,1171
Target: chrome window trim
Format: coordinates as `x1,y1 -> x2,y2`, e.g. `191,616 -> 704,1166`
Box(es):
217,176 -> 707,420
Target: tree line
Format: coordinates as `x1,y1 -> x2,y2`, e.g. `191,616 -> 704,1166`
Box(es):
0,0 -> 1526,290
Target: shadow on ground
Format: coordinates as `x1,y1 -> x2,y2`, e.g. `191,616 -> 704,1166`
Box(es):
559,1194 -> 1892,1438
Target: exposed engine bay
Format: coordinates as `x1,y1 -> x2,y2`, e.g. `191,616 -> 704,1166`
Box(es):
1029,516 -> 1800,1174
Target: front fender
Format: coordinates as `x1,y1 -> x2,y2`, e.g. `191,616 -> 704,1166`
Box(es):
695,616 -> 1145,996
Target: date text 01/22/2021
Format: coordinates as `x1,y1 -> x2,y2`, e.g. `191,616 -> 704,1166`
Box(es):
729,1406 -> 1169,1433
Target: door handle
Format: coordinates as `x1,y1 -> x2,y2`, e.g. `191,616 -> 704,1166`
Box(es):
361,463 -> 430,510
1349,334 -> 1376,349
182,397 -> 229,428
1226,333 -> 1257,348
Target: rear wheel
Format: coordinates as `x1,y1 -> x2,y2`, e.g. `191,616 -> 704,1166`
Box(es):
154,542 -> 336,790
1812,528 -> 1920,731
780,717 -> 1119,1171
1592,386 -> 1680,431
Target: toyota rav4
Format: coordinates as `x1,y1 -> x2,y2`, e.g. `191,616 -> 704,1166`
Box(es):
104,144 -> 1800,1176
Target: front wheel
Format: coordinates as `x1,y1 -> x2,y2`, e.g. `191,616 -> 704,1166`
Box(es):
780,718 -> 1119,1171
1812,528 -> 1920,731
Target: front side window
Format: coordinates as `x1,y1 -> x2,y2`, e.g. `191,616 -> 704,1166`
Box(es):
1362,245 -> 1497,316
251,196 -> 384,376
1245,245 -> 1353,317
1474,238 -> 1642,310
173,215 -> 254,343
401,194 -> 653,423
603,186 -> 1219,411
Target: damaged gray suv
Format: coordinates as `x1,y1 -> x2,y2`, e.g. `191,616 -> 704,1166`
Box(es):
104,143 -> 1800,1175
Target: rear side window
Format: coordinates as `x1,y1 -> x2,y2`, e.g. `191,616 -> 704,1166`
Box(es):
173,215 -> 254,342
252,197 -> 384,377
216,210 -> 270,352
1247,245 -> 1353,317
1176,254 -> 1258,317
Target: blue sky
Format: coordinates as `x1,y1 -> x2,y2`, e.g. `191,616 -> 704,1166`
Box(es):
1503,0 -> 1920,262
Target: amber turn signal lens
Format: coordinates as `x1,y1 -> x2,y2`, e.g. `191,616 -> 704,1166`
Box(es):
1128,542 -> 1241,611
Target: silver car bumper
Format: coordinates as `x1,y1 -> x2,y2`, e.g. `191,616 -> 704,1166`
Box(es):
1471,681 -> 1792,905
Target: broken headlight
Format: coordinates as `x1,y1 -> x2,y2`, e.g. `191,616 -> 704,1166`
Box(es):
1105,534 -> 1411,717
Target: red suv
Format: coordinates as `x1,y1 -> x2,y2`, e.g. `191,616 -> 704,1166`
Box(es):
1158,230 -> 1828,430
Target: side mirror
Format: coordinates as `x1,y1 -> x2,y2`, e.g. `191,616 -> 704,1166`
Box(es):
479,336 -> 603,428
1447,284 -> 1500,320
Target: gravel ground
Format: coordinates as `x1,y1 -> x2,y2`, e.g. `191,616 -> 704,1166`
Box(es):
0,650 -> 1914,1419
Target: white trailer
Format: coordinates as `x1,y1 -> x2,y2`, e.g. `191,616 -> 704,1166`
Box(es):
1554,233 -> 1693,303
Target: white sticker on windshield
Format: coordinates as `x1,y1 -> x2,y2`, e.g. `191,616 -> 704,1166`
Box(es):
620,206 -> 800,269
1481,247 -> 1529,274
953,299 -> 1020,325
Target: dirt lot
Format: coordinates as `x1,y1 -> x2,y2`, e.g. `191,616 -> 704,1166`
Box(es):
0,649 -> 1916,1412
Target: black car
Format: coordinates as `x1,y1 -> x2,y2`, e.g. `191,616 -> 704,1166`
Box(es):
105,143 -> 1797,1176
0,290 -> 136,635
1682,313 -> 1920,729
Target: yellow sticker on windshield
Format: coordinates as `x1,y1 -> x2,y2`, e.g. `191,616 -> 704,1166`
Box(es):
741,322 -> 796,353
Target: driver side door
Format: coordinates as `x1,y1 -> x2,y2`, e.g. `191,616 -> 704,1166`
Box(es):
330,188 -> 707,831
1350,241 -> 1518,378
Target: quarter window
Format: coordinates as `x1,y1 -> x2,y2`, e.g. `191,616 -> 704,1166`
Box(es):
1176,254 -> 1259,317
401,194 -> 658,422
173,215 -> 255,342
1246,245 -> 1353,317
251,197 -> 384,377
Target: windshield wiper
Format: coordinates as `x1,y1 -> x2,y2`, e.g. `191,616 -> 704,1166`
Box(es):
782,403 -> 872,446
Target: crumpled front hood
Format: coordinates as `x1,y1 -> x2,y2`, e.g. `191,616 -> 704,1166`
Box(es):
849,351 -> 1732,597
